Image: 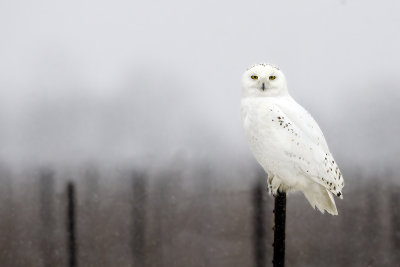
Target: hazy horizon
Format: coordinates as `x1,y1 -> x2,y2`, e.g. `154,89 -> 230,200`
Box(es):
1,0 -> 399,168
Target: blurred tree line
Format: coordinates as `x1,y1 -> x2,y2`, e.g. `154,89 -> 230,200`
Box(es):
0,163 -> 398,267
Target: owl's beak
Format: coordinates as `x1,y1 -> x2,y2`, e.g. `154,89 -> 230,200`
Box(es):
261,83 -> 265,91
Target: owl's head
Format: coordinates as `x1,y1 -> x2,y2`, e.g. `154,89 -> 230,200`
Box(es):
241,63 -> 288,98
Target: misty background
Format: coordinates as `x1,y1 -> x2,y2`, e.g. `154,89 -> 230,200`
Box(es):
0,0 -> 399,266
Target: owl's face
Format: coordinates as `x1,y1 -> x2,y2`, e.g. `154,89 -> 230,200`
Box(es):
241,64 -> 287,98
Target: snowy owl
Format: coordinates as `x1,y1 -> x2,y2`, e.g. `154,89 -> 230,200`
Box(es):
241,63 -> 344,215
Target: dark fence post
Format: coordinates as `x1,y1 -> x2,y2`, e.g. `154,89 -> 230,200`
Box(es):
390,185 -> 400,263
39,169 -> 55,267
67,182 -> 77,267
253,179 -> 267,267
273,191 -> 286,267
132,171 -> 147,267
0,166 -> 15,266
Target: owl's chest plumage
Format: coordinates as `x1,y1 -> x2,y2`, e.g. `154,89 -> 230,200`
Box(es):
241,98 -> 290,171
241,96 -> 315,185
241,99 -> 274,150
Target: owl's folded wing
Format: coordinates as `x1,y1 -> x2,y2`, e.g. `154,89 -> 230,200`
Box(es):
266,104 -> 344,197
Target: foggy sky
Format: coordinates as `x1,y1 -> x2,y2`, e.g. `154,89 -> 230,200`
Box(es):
0,0 -> 399,167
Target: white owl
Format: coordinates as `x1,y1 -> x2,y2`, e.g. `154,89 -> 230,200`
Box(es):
241,63 -> 344,215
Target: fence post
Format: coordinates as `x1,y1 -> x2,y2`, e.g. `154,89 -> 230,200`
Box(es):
39,169 -> 55,267
253,179 -> 267,267
132,171 -> 147,267
273,191 -> 286,267
390,185 -> 400,263
67,182 -> 77,267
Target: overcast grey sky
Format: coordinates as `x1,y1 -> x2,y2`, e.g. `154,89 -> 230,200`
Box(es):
0,0 -> 399,166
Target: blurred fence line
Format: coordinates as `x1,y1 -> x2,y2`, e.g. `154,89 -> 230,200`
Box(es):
0,164 -> 399,266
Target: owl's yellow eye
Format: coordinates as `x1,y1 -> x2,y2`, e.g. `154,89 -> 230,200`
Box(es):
269,75 -> 276,80
251,75 -> 258,80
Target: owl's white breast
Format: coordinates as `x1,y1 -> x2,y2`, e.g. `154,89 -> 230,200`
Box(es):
241,97 -> 288,173
241,95 -> 312,187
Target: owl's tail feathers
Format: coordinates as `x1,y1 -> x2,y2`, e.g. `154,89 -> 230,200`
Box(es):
303,184 -> 338,215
